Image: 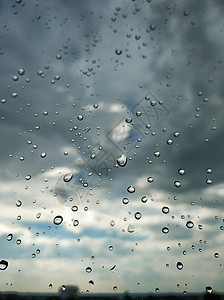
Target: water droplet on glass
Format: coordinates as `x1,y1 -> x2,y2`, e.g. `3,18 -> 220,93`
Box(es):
176,262 -> 183,270
214,252 -> 219,258
141,195 -> 148,203
125,117 -> 132,123
0,260 -> 8,271
56,54 -> 62,60
77,115 -> 83,121
25,175 -> 31,180
61,285 -> 66,291
53,215 -> 63,225
206,286 -> 213,294
162,227 -> 169,234
183,11 -> 189,16
110,220 -> 115,227
113,286 -> 117,291
109,245 -> 113,251
71,206 -> 78,212
186,221 -> 194,229
167,139 -> 173,145
89,280 -> 94,287
115,49 -> 122,55
162,206 -> 170,214
110,265 -> 116,272
174,181 -> 181,188
40,152 -> 47,158
7,234 -> 13,241
63,173 -> 73,182
117,154 -> 127,167
49,284 -> 52,289
13,75 -> 19,81
127,224 -> 135,233
73,220 -> 79,226
134,212 -> 142,220
155,288 -> 159,293
85,267 -> 92,273
18,68 -> 25,75
178,169 -> 185,175
173,132 -> 180,137
153,151 -> 160,157
206,168 -> 212,174
147,177 -> 154,183
122,198 -> 129,205
127,186 -> 135,193
16,200 -> 22,207
206,179 -> 212,184
150,24 -> 156,30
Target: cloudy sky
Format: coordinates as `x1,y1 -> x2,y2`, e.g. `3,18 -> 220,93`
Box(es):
0,0 -> 224,296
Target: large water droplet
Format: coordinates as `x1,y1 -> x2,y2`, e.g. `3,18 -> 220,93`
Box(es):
134,212 -> 142,220
127,186 -> 135,193
186,221 -> 194,229
127,224 -> 135,233
86,267 -> 92,273
162,206 -> 170,214
53,215 -> 63,225
122,198 -> 129,205
63,173 -> 73,182
162,227 -> 169,234
206,286 -> 213,294
176,261 -> 183,270
0,260 -> 8,271
117,154 -> 127,167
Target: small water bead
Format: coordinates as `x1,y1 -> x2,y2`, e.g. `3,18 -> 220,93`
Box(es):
16,200 -> 22,207
71,206 -> 78,212
18,68 -> 25,75
178,169 -> 185,175
214,253 -> 219,258
174,181 -> 181,188
85,267 -> 92,273
134,212 -> 142,220
206,286 -> 213,294
109,246 -> 113,251
16,239 -> 21,245
186,221 -> 194,229
12,75 -> 19,81
155,288 -> 159,293
183,11 -> 189,16
110,265 -> 116,272
19,156 -> 25,161
206,168 -> 212,174
127,224 -> 135,233
61,285 -> 66,291
110,220 -> 115,227
127,186 -> 135,193
147,177 -> 154,183
150,24 -> 156,30
162,206 -> 170,214
49,284 -> 52,289
206,179 -> 212,184
115,49 -> 122,55
153,151 -> 160,157
125,117 -> 132,123
73,220 -> 79,226
167,139 -> 173,145
117,154 -> 127,167
53,215 -> 63,225
113,286 -> 117,291
89,280 -> 94,287
0,260 -> 8,270
7,234 -> 13,241
40,152 -> 47,158
176,262 -> 183,270
77,115 -> 83,121
25,175 -> 31,180
63,173 -> 73,182
141,195 -> 148,203
173,132 -> 180,137
32,253 -> 36,258
122,198 -> 129,205
162,227 -> 169,234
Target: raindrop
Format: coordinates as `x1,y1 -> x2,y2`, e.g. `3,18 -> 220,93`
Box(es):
122,198 -> 129,205
117,154 -> 127,167
49,284 -> 52,289
155,288 -> 159,293
206,286 -> 213,294
206,168 -> 212,174
214,252 -> 219,258
16,200 -> 22,207
173,132 -> 180,137
127,224 -> 135,233
25,175 -> 31,180
206,179 -> 212,184
150,24 -> 156,30
63,173 -> 73,182
56,54 -> 62,60
61,285 -> 66,291
77,115 -> 83,121
53,215 -> 63,225
153,151 -> 160,157
110,265 -> 117,272
40,152 -> 47,158
115,49 -> 122,55
18,68 -> 25,75
167,139 -> 173,145
113,286 -> 117,291
176,262 -> 183,270
13,75 -> 19,81
0,260 -> 8,271
71,206 -> 78,212
162,206 -> 170,214
110,220 -> 115,227
186,221 -> 194,229
147,177 -> 154,183
162,227 -> 169,234
85,267 -> 92,273
141,195 -> 148,203
134,212 -> 142,220
178,169 -> 185,175
127,186 -> 135,193
73,220 -> 79,226
174,181 -> 181,188
125,117 -> 132,123
183,11 -> 189,16
109,245 -> 113,251
7,234 -> 13,241
89,280 -> 94,287
19,156 -> 25,161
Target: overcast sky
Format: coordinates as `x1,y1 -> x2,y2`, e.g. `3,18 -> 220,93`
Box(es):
0,0 -> 224,296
